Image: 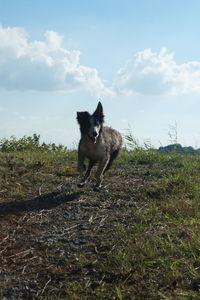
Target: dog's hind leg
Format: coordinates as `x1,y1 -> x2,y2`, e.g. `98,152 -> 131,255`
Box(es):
103,149 -> 119,175
78,160 -> 96,188
94,157 -> 109,190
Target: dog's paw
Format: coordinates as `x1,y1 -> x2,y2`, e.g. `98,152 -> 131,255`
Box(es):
77,164 -> 86,174
77,182 -> 85,188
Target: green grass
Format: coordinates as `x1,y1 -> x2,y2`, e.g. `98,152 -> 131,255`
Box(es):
1,135 -> 200,299
111,150 -> 200,298
0,135 -> 77,203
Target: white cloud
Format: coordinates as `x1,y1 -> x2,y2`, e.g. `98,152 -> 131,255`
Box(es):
113,48 -> 200,96
0,26 -> 112,96
2,26 -> 200,98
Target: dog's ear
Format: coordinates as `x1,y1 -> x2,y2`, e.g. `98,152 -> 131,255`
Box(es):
93,102 -> 104,123
77,111 -> 90,125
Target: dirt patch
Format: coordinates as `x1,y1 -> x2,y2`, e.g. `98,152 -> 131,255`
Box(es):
0,170 -> 144,299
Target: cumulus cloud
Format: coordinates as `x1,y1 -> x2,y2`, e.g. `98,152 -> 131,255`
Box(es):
113,48 -> 200,96
2,26 -> 200,98
0,26 -> 112,96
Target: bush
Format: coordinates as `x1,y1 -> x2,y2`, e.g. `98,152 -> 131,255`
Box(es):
0,134 -> 68,153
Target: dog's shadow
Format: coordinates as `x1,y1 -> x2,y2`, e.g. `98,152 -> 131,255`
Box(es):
0,191 -> 82,216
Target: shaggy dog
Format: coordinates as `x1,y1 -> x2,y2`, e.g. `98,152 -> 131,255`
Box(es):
76,102 -> 122,190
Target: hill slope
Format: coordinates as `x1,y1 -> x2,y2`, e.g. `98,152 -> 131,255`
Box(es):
1,138 -> 200,299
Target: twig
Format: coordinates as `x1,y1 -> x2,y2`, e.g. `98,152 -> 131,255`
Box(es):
41,278 -> 51,295
22,264 -> 28,274
89,215 -> 94,224
38,184 -> 43,196
0,246 -> 7,254
7,249 -> 32,259
99,215 -> 108,227
60,224 -> 80,236
0,234 -> 9,245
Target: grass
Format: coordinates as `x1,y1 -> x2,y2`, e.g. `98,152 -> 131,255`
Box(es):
1,135 -> 200,299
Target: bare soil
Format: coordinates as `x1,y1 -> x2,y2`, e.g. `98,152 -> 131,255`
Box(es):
0,166 -> 146,299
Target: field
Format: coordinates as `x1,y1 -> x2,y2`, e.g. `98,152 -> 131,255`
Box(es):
1,135 -> 200,299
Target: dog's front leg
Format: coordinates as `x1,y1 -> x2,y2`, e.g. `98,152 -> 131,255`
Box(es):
77,150 -> 86,175
94,157 -> 109,190
77,150 -> 87,188
78,160 -> 96,188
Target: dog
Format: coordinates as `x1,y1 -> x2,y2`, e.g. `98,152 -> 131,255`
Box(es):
76,102 -> 122,190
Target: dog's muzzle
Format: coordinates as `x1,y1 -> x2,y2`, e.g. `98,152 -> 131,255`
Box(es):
89,132 -> 98,143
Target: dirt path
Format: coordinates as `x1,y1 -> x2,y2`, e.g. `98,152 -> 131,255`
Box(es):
0,173 -> 144,299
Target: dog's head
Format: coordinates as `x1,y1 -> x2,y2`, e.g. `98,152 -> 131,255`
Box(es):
77,102 -> 104,143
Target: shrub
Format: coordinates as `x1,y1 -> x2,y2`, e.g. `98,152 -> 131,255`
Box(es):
0,134 -> 68,153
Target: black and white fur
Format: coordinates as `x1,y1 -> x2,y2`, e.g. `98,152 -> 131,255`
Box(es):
77,102 -> 122,190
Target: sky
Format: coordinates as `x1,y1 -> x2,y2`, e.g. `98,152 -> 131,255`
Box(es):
1,0 -> 200,149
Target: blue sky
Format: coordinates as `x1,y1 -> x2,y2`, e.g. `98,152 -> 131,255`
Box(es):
1,0 -> 200,148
